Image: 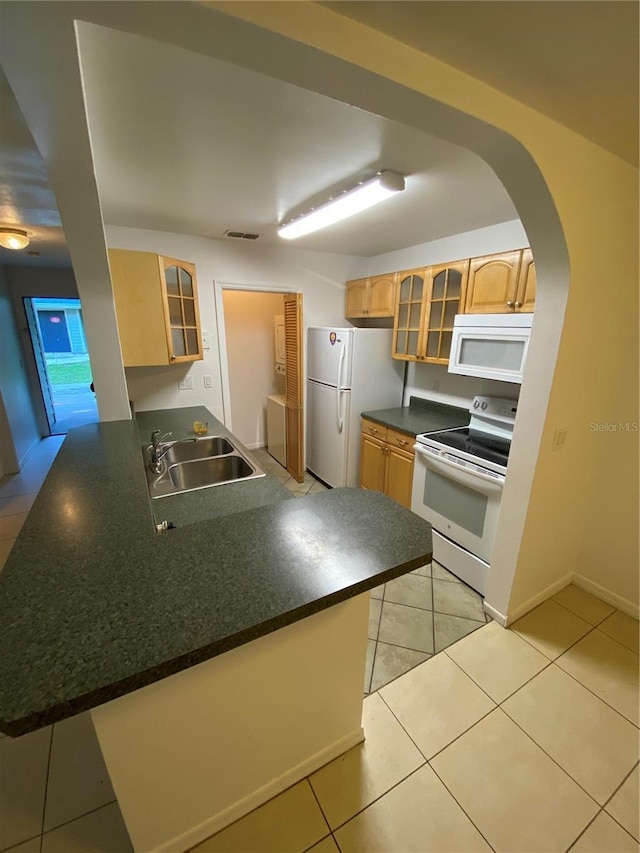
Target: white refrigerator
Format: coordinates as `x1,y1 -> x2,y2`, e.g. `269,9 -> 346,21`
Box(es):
306,327 -> 404,488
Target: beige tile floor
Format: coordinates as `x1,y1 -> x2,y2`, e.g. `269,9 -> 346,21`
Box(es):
1,441 -> 639,852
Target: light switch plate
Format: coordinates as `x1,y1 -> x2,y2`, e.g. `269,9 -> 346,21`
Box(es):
203,375 -> 213,388
202,330 -> 211,350
178,376 -> 194,391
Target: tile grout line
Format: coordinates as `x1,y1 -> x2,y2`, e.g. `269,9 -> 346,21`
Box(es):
492,705 -> 605,810
304,778 -> 332,840
322,762 -> 428,838
592,623 -> 640,658
426,761 -> 497,852
37,800 -> 119,844
38,725 -> 55,853
550,594 -> 615,628
444,634 -> 638,797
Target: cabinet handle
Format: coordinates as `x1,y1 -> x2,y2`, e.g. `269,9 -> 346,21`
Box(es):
397,439 -> 408,446
507,300 -> 515,308
170,355 -> 177,361
514,301 -> 522,308
369,427 -> 379,434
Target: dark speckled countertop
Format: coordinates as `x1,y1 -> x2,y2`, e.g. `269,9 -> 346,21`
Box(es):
0,406 -> 433,736
361,396 -> 470,437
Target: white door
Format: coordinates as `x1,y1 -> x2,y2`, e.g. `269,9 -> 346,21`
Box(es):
306,379 -> 351,487
307,328 -> 353,388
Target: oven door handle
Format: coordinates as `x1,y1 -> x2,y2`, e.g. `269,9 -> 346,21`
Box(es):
414,444 -> 505,492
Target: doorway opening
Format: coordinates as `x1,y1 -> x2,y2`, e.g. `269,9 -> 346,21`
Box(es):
23,297 -> 98,435
218,287 -> 306,483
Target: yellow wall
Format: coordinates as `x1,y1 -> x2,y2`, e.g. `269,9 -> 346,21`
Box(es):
208,1 -> 639,613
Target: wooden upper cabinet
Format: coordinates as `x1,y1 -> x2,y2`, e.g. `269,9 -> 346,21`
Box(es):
344,278 -> 368,318
392,262 -> 469,364
345,273 -> 397,319
392,269 -> 427,361
109,249 -> 203,367
464,251 -> 522,314
422,260 -> 469,364
367,273 -> 398,317
515,249 -> 537,312
464,249 -> 536,314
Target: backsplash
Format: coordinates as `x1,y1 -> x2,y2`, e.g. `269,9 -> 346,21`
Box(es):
402,361 -> 520,410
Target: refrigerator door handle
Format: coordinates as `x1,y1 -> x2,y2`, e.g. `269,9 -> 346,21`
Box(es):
336,344 -> 346,432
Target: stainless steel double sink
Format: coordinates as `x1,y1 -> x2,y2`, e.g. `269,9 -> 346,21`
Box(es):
144,435 -> 265,499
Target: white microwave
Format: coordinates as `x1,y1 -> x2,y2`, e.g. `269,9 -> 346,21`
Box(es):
448,313 -> 533,384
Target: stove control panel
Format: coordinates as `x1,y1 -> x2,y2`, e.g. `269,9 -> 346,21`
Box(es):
471,396 -> 518,420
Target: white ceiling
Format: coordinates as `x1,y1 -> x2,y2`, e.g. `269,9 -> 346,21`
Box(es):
322,0 -> 639,166
0,70 -> 70,267
78,23 -> 518,257
0,21 -> 519,267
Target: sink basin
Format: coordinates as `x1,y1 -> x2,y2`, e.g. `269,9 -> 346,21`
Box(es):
144,433 -> 264,498
163,436 -> 234,465
168,455 -> 255,490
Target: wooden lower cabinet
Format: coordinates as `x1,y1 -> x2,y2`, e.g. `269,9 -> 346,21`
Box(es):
359,419 -> 415,509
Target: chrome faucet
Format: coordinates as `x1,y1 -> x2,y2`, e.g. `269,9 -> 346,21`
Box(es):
149,430 -> 172,474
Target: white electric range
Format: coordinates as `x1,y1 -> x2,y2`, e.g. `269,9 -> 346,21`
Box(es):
411,395 -> 517,595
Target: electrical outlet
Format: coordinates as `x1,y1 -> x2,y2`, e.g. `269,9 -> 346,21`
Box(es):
203,375 -> 213,388
202,330 -> 211,350
552,428 -> 568,451
178,376 -> 194,391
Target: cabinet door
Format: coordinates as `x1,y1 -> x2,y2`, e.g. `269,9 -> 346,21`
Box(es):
345,279 -> 368,318
359,433 -> 386,492
109,249 -> 170,367
392,270 -> 427,361
515,249 -> 536,312
464,251 -> 521,314
367,273 -> 398,318
422,260 -> 469,364
384,446 -> 415,509
161,258 -> 203,362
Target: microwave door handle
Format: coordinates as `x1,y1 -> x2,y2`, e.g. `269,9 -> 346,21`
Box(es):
336,344 -> 346,432
414,444 -> 504,493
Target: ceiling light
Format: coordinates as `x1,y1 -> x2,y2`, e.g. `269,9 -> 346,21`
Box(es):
0,228 -> 30,250
278,171 -> 405,240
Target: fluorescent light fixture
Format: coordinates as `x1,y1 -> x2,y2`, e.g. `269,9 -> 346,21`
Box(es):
0,228 -> 30,250
278,171 -> 405,240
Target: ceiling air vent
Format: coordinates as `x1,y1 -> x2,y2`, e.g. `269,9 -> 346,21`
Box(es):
224,229 -> 261,241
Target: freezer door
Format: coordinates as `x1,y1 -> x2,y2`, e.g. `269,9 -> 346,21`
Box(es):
306,379 -> 351,487
307,327 -> 353,388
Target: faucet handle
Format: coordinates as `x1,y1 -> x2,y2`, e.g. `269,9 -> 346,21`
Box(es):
151,430 -> 172,447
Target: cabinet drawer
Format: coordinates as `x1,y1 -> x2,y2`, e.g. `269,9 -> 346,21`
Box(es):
387,428 -> 415,453
361,418 -> 388,441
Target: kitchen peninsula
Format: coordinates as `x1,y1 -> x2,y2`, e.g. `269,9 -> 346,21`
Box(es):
0,407 -> 433,852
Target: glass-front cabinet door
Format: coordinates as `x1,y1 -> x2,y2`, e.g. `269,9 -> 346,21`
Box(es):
422,260 -> 470,364
392,270 -> 426,361
162,258 -> 203,362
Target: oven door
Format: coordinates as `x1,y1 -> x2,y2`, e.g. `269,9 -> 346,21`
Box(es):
411,444 -> 504,563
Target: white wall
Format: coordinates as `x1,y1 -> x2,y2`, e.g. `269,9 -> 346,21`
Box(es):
222,290 -> 284,448
0,266 -> 41,468
105,226 -> 357,420
360,220 -> 529,278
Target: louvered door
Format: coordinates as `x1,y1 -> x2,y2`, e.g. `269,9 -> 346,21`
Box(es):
283,292 -> 304,482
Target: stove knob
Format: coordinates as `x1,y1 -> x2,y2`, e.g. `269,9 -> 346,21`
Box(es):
473,400 -> 479,409
481,401 -> 488,410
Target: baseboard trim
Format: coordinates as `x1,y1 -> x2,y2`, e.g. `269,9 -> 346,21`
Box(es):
505,573 -> 574,626
573,574 -> 639,620
483,602 -> 507,626
152,726 -> 365,853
